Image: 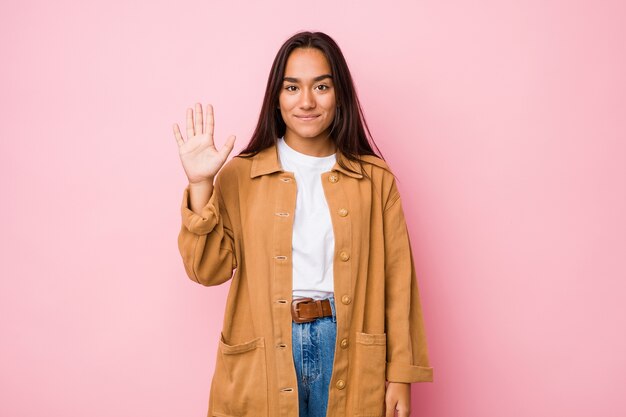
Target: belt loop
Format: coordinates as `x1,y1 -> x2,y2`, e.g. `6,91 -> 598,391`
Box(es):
329,295 -> 336,323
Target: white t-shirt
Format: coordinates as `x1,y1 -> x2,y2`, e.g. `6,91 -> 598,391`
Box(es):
276,136 -> 336,301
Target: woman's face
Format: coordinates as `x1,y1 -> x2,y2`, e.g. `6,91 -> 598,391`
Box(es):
278,47 -> 337,144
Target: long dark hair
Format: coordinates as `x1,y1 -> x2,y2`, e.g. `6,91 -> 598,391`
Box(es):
237,31 -> 386,177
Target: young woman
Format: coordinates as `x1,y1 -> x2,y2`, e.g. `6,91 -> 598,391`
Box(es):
173,31 -> 433,417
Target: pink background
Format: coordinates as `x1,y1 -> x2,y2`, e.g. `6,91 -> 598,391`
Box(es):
2,1 -> 625,416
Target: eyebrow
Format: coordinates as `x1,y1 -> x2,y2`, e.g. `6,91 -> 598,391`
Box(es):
283,74 -> 333,83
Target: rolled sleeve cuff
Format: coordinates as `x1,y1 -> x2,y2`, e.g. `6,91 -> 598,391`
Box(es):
181,186 -> 220,235
386,362 -> 434,383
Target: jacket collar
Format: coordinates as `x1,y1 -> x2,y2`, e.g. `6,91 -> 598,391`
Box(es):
247,142 -> 364,179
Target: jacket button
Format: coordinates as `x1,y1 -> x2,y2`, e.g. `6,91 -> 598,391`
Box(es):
339,251 -> 350,261
328,174 -> 339,183
340,338 -> 349,348
338,208 -> 348,217
336,379 -> 346,389
341,295 -> 352,305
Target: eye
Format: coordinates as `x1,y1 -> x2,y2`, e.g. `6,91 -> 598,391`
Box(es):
316,84 -> 330,91
285,85 -> 298,92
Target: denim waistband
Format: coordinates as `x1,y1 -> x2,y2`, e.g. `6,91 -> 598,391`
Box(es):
327,295 -> 336,323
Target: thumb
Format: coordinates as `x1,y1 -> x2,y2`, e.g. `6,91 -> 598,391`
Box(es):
219,135 -> 236,159
385,398 -> 396,417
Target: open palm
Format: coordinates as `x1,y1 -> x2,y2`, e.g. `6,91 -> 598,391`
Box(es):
173,103 -> 236,184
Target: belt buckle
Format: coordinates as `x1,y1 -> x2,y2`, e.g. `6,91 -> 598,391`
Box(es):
291,297 -> 316,323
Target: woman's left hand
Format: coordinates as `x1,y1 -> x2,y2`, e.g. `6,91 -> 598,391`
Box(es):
384,381 -> 411,417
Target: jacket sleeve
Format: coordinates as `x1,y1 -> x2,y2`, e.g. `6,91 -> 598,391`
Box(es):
383,180 -> 434,383
177,172 -> 237,286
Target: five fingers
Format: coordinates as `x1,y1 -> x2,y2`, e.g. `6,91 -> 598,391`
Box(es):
173,102 -> 221,147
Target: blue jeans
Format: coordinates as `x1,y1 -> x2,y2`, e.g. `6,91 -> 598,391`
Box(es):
291,295 -> 337,417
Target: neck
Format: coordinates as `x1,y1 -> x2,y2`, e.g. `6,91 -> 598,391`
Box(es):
283,132 -> 336,157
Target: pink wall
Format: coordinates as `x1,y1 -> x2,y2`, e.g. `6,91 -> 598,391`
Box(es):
2,1 -> 625,416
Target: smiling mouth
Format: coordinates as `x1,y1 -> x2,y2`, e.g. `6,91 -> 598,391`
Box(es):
295,115 -> 320,121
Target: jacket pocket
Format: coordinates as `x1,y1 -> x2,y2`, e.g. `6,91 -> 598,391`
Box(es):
210,332 -> 268,417
353,331 -> 387,417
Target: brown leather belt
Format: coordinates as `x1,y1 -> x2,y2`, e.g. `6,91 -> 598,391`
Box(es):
291,297 -> 333,323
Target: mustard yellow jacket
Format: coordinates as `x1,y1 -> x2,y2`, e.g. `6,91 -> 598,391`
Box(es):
178,142 -> 433,417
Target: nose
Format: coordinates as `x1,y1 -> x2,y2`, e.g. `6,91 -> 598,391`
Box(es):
299,88 -> 316,109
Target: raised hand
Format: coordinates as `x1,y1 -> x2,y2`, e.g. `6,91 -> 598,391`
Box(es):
173,103 -> 236,185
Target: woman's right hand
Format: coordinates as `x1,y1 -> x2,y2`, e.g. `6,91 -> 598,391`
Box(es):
173,103 -> 236,185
